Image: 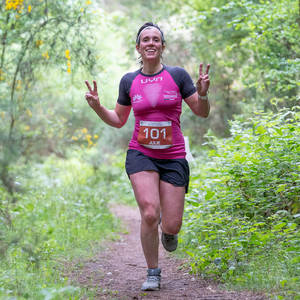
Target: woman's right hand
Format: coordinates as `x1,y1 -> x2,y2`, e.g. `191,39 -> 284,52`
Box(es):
85,80 -> 100,110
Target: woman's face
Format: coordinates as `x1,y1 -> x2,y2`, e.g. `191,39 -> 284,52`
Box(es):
136,27 -> 165,63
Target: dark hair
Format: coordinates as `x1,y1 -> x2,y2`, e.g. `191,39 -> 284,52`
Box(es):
136,22 -> 165,45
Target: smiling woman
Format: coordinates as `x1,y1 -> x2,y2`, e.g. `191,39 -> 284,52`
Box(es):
135,24 -> 166,71
84,21 -> 211,292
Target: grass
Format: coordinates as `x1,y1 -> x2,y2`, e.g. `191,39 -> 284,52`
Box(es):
0,149 -> 127,299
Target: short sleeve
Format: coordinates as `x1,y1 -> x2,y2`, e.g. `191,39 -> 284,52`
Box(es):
179,68 -> 197,99
117,74 -> 132,106
165,66 -> 196,99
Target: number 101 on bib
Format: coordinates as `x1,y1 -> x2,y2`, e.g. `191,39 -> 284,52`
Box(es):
138,120 -> 173,149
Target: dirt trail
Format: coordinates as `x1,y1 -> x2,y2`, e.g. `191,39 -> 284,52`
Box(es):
70,204 -> 267,299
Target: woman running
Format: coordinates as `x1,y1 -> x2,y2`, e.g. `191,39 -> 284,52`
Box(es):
85,22 -> 210,291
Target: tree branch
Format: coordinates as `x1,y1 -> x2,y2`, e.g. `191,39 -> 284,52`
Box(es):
0,13 -> 10,69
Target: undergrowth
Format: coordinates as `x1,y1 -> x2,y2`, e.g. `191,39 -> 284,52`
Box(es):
0,148 -> 128,299
181,108 -> 300,300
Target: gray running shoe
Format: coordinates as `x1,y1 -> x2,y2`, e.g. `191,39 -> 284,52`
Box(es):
141,268 -> 161,291
161,232 -> 178,252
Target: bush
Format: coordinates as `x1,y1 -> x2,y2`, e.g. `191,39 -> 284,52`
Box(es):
0,150 -> 122,299
181,107 -> 300,299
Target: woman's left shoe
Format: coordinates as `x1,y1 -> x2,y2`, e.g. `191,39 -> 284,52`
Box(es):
161,232 -> 178,252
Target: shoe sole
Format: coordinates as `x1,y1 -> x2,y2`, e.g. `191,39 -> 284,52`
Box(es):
141,286 -> 160,291
161,232 -> 177,252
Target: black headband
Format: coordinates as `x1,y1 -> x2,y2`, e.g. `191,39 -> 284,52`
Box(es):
136,26 -> 165,45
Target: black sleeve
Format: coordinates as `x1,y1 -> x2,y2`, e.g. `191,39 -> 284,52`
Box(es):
166,66 -> 197,99
179,68 -> 197,99
117,74 -> 132,106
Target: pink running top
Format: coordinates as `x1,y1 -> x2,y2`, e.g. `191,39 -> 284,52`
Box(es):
117,65 -> 196,159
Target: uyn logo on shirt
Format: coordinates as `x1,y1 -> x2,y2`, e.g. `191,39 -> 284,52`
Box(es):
133,94 -> 143,103
141,76 -> 163,84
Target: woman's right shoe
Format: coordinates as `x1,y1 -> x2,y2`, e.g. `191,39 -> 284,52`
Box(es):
141,268 -> 161,291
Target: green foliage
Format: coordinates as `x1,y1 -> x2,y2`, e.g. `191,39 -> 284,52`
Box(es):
181,107 -> 300,298
158,0 -> 299,144
226,0 -> 299,108
0,0 -> 298,298
0,0 -> 135,198
0,0 -> 99,193
0,150 -> 124,299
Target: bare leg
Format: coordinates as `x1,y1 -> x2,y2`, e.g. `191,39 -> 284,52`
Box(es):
159,180 -> 185,235
129,171 -> 160,269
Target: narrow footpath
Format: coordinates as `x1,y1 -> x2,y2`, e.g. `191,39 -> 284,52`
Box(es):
70,204 -> 268,300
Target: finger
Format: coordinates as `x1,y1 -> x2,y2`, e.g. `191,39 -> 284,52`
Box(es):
85,80 -> 92,92
196,79 -> 202,86
205,64 -> 210,74
199,63 -> 203,76
93,80 -> 98,93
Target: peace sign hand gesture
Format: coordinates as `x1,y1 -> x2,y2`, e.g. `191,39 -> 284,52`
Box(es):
85,80 -> 100,110
196,63 -> 210,96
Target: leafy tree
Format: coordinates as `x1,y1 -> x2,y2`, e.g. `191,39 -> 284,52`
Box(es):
225,0 -> 299,110
0,0 -> 97,193
158,0 -> 299,141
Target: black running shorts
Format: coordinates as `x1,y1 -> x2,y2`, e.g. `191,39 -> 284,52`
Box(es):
125,149 -> 190,193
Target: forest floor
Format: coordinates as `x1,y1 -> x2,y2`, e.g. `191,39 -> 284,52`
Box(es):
68,204 -> 268,300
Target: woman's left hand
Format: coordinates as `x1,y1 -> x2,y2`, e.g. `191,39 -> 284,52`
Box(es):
196,63 -> 210,96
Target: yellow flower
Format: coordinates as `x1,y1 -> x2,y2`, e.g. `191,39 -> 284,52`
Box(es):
81,128 -> 88,134
5,0 -> 24,10
86,134 -> 92,140
25,125 -> 30,131
42,51 -> 49,59
65,49 -> 70,59
86,0 -> 92,5
80,8 -> 84,12
35,40 -> 43,47
94,134 -> 99,139
28,5 -> 31,12
0,69 -> 5,81
16,80 -> 22,91
65,50 -> 71,73
71,136 -> 78,141
26,108 -> 32,117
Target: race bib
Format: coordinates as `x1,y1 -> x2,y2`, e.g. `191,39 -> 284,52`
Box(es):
137,121 -> 173,149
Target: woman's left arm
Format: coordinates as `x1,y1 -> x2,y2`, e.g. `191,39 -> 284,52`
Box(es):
184,63 -> 210,118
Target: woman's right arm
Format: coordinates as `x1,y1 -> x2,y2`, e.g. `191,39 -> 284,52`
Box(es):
85,80 -> 131,128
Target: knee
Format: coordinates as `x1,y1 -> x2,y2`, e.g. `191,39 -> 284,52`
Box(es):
142,209 -> 160,227
162,219 -> 182,235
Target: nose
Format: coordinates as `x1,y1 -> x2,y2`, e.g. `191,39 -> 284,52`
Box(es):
147,38 -> 154,45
